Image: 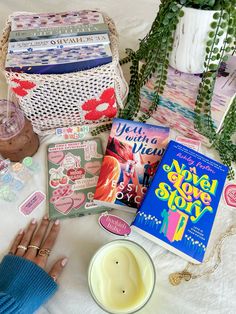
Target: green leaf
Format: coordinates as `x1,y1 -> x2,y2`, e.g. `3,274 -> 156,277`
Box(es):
211,22 -> 217,29
218,30 -> 224,36
213,12 -> 220,19
209,64 -> 218,71
208,31 -> 215,38
207,40 -> 213,46
220,22 -> 227,29
179,11 -> 184,17
222,55 -> 229,62
226,37 -> 233,44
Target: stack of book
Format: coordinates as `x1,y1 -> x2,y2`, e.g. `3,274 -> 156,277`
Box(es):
140,55 -> 236,144
5,10 -> 112,74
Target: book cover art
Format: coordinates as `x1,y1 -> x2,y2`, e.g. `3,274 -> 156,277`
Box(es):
94,118 -> 170,213
9,23 -> 109,42
132,140 -> 228,263
8,34 -> 110,53
47,139 -> 107,219
5,44 -> 112,74
140,56 -> 236,144
11,10 -> 104,31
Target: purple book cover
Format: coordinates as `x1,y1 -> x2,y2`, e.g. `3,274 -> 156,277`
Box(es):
5,44 -> 112,74
11,10 -> 104,31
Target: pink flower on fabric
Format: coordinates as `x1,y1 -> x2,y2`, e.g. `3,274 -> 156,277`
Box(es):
82,88 -> 117,120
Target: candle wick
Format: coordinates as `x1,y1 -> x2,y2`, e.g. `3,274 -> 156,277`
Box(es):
122,290 -> 125,294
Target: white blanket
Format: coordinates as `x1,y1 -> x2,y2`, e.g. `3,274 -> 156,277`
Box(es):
0,1 -> 236,314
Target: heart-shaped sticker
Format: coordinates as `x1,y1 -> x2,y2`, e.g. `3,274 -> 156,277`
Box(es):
85,161 -> 101,176
224,184 -> 236,208
48,152 -> 65,165
67,168 -> 85,182
71,192 -> 86,209
54,197 -> 74,214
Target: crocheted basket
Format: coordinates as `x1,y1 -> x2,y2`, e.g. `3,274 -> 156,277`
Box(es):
0,11 -> 128,135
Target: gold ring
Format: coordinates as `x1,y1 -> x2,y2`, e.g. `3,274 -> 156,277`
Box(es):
17,245 -> 27,251
38,248 -> 51,257
28,245 -> 40,250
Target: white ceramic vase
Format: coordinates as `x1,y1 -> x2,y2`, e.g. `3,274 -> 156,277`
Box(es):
169,6 -> 226,74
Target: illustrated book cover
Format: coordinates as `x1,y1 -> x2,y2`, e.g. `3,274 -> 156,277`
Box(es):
140,55 -> 236,144
5,44 -> 112,74
132,140 -> 228,263
94,118 -> 170,213
47,139 -> 107,219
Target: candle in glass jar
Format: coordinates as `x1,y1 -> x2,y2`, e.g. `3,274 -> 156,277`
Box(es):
88,240 -> 155,314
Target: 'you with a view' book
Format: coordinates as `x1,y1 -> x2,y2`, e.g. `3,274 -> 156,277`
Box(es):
94,118 -> 169,213
132,141 -> 228,263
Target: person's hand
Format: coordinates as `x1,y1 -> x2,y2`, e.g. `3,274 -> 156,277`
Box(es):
8,216 -> 67,282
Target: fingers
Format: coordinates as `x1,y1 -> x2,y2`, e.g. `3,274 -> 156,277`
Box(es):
16,219 -> 38,257
48,257 -> 68,282
35,219 -> 60,268
25,215 -> 50,260
8,229 -> 24,255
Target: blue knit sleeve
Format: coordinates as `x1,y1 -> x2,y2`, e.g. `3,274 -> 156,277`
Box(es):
0,255 -> 58,314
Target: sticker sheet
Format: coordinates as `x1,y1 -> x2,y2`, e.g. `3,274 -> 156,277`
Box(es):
47,138 -> 107,219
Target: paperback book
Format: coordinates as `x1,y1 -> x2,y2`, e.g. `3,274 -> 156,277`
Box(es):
10,10 -> 105,31
5,44 -> 112,74
94,118 -> 170,213
140,55 -> 236,144
47,139 -> 107,219
132,140 -> 228,263
9,23 -> 109,42
8,34 -> 110,53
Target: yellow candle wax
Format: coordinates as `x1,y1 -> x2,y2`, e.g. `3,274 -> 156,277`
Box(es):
88,240 -> 156,314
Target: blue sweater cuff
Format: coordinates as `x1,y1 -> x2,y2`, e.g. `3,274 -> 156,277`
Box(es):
0,255 -> 58,314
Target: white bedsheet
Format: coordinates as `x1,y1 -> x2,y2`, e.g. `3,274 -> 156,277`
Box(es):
0,1 -> 236,314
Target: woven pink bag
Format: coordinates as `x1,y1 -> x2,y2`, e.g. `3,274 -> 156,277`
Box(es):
0,11 -> 128,135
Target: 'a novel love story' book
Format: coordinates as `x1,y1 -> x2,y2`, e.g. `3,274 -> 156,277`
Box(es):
94,118 -> 170,213
47,139 -> 107,219
132,140 -> 228,263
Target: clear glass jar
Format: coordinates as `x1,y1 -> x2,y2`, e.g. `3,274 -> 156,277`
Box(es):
88,239 -> 156,314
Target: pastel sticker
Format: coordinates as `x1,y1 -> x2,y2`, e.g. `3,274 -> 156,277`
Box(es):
49,167 -> 68,188
85,161 -> 101,176
84,141 -> 103,161
61,153 -> 81,170
71,192 -> 86,209
67,168 -> 85,182
72,176 -> 98,190
48,151 -> 65,164
19,191 -> 46,216
50,184 -> 73,203
99,213 -> 131,236
54,197 -> 74,214
224,184 -> 236,208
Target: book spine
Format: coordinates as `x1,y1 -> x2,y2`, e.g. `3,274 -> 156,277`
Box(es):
8,34 -> 110,53
5,56 -> 112,74
9,23 -> 109,42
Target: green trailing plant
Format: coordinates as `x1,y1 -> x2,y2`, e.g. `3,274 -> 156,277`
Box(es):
117,0 -> 236,178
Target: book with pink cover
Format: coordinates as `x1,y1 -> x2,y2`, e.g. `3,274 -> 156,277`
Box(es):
140,55 -> 236,144
94,118 -> 170,213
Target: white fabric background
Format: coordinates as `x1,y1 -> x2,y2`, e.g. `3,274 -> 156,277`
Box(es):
0,1 -> 236,314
